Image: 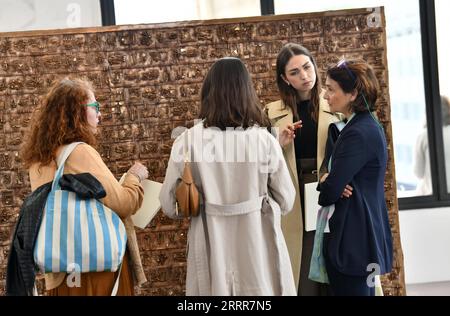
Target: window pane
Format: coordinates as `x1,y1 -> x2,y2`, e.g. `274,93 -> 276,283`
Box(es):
114,0 -> 261,25
0,0 -> 101,32
435,0 -> 450,194
274,0 -> 429,197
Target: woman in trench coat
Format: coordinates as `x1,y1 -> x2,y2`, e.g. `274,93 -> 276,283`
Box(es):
160,57 -> 297,296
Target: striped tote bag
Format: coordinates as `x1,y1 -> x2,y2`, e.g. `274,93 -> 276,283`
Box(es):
34,142 -> 127,273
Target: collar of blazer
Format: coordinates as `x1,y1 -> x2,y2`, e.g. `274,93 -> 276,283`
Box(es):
266,96 -> 342,124
330,112 -> 369,152
339,111 -> 369,131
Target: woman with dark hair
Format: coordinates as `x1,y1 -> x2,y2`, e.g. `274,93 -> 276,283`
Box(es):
265,43 -> 346,295
317,59 -> 393,296
21,77 -> 148,295
160,57 -> 296,295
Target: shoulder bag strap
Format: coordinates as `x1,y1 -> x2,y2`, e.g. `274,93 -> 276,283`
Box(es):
52,142 -> 85,190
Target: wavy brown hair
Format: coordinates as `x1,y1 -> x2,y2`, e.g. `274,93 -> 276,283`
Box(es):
200,57 -> 269,130
276,43 -> 321,122
21,77 -> 97,168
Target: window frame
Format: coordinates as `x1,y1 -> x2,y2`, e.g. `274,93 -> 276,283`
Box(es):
399,0 -> 450,210
100,0 -> 116,26
261,0 -> 275,15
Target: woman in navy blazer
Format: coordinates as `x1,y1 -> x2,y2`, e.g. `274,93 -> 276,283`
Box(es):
318,59 -> 393,296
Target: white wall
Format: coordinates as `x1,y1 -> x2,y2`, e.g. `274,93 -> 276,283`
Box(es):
400,207 -> 450,284
114,0 -> 261,25
435,0 -> 450,97
0,0 -> 102,33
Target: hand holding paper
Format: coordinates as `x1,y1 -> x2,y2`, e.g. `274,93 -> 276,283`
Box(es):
120,174 -> 162,229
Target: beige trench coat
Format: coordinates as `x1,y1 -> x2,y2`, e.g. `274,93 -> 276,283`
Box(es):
265,94 -> 339,288
160,123 -> 297,295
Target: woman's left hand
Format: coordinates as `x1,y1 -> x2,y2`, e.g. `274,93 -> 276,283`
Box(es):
341,185 -> 353,198
320,173 -> 353,198
320,173 -> 329,183
128,162 -> 149,182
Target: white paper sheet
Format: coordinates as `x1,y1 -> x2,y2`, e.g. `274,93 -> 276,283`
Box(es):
119,174 -> 162,229
304,182 -> 320,232
304,182 -> 331,233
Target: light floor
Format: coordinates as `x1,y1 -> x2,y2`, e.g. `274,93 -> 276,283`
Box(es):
406,281 -> 450,296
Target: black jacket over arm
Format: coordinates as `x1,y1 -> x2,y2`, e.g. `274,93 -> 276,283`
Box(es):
6,182 -> 52,296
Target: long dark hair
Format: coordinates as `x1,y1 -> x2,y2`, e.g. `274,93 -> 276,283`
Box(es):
327,59 -> 380,113
276,43 -> 320,122
199,57 -> 269,130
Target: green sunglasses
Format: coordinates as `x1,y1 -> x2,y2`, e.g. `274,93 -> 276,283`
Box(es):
83,101 -> 100,113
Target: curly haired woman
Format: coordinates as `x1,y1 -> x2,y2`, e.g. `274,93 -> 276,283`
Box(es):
21,77 -> 148,295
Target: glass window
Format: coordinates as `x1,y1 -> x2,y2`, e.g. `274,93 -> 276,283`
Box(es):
435,0 -> 450,194
274,0 -> 429,198
0,0 -> 101,32
114,0 -> 261,25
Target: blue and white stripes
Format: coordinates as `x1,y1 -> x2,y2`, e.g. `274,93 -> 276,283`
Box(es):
34,143 -> 127,273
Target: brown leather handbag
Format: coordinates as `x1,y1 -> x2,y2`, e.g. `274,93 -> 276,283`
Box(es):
175,151 -> 200,217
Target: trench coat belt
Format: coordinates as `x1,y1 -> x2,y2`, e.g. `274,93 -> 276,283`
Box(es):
194,194 -> 269,295
204,195 -> 267,216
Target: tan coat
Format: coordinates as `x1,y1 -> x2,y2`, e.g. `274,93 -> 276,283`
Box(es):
29,143 -> 147,290
160,123 -> 297,295
265,94 -> 339,288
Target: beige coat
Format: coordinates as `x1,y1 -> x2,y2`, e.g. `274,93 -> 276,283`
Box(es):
265,95 -> 339,288
29,144 -> 147,290
160,123 -> 297,295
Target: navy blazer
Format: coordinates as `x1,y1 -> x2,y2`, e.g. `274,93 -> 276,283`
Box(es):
319,112 -> 393,276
